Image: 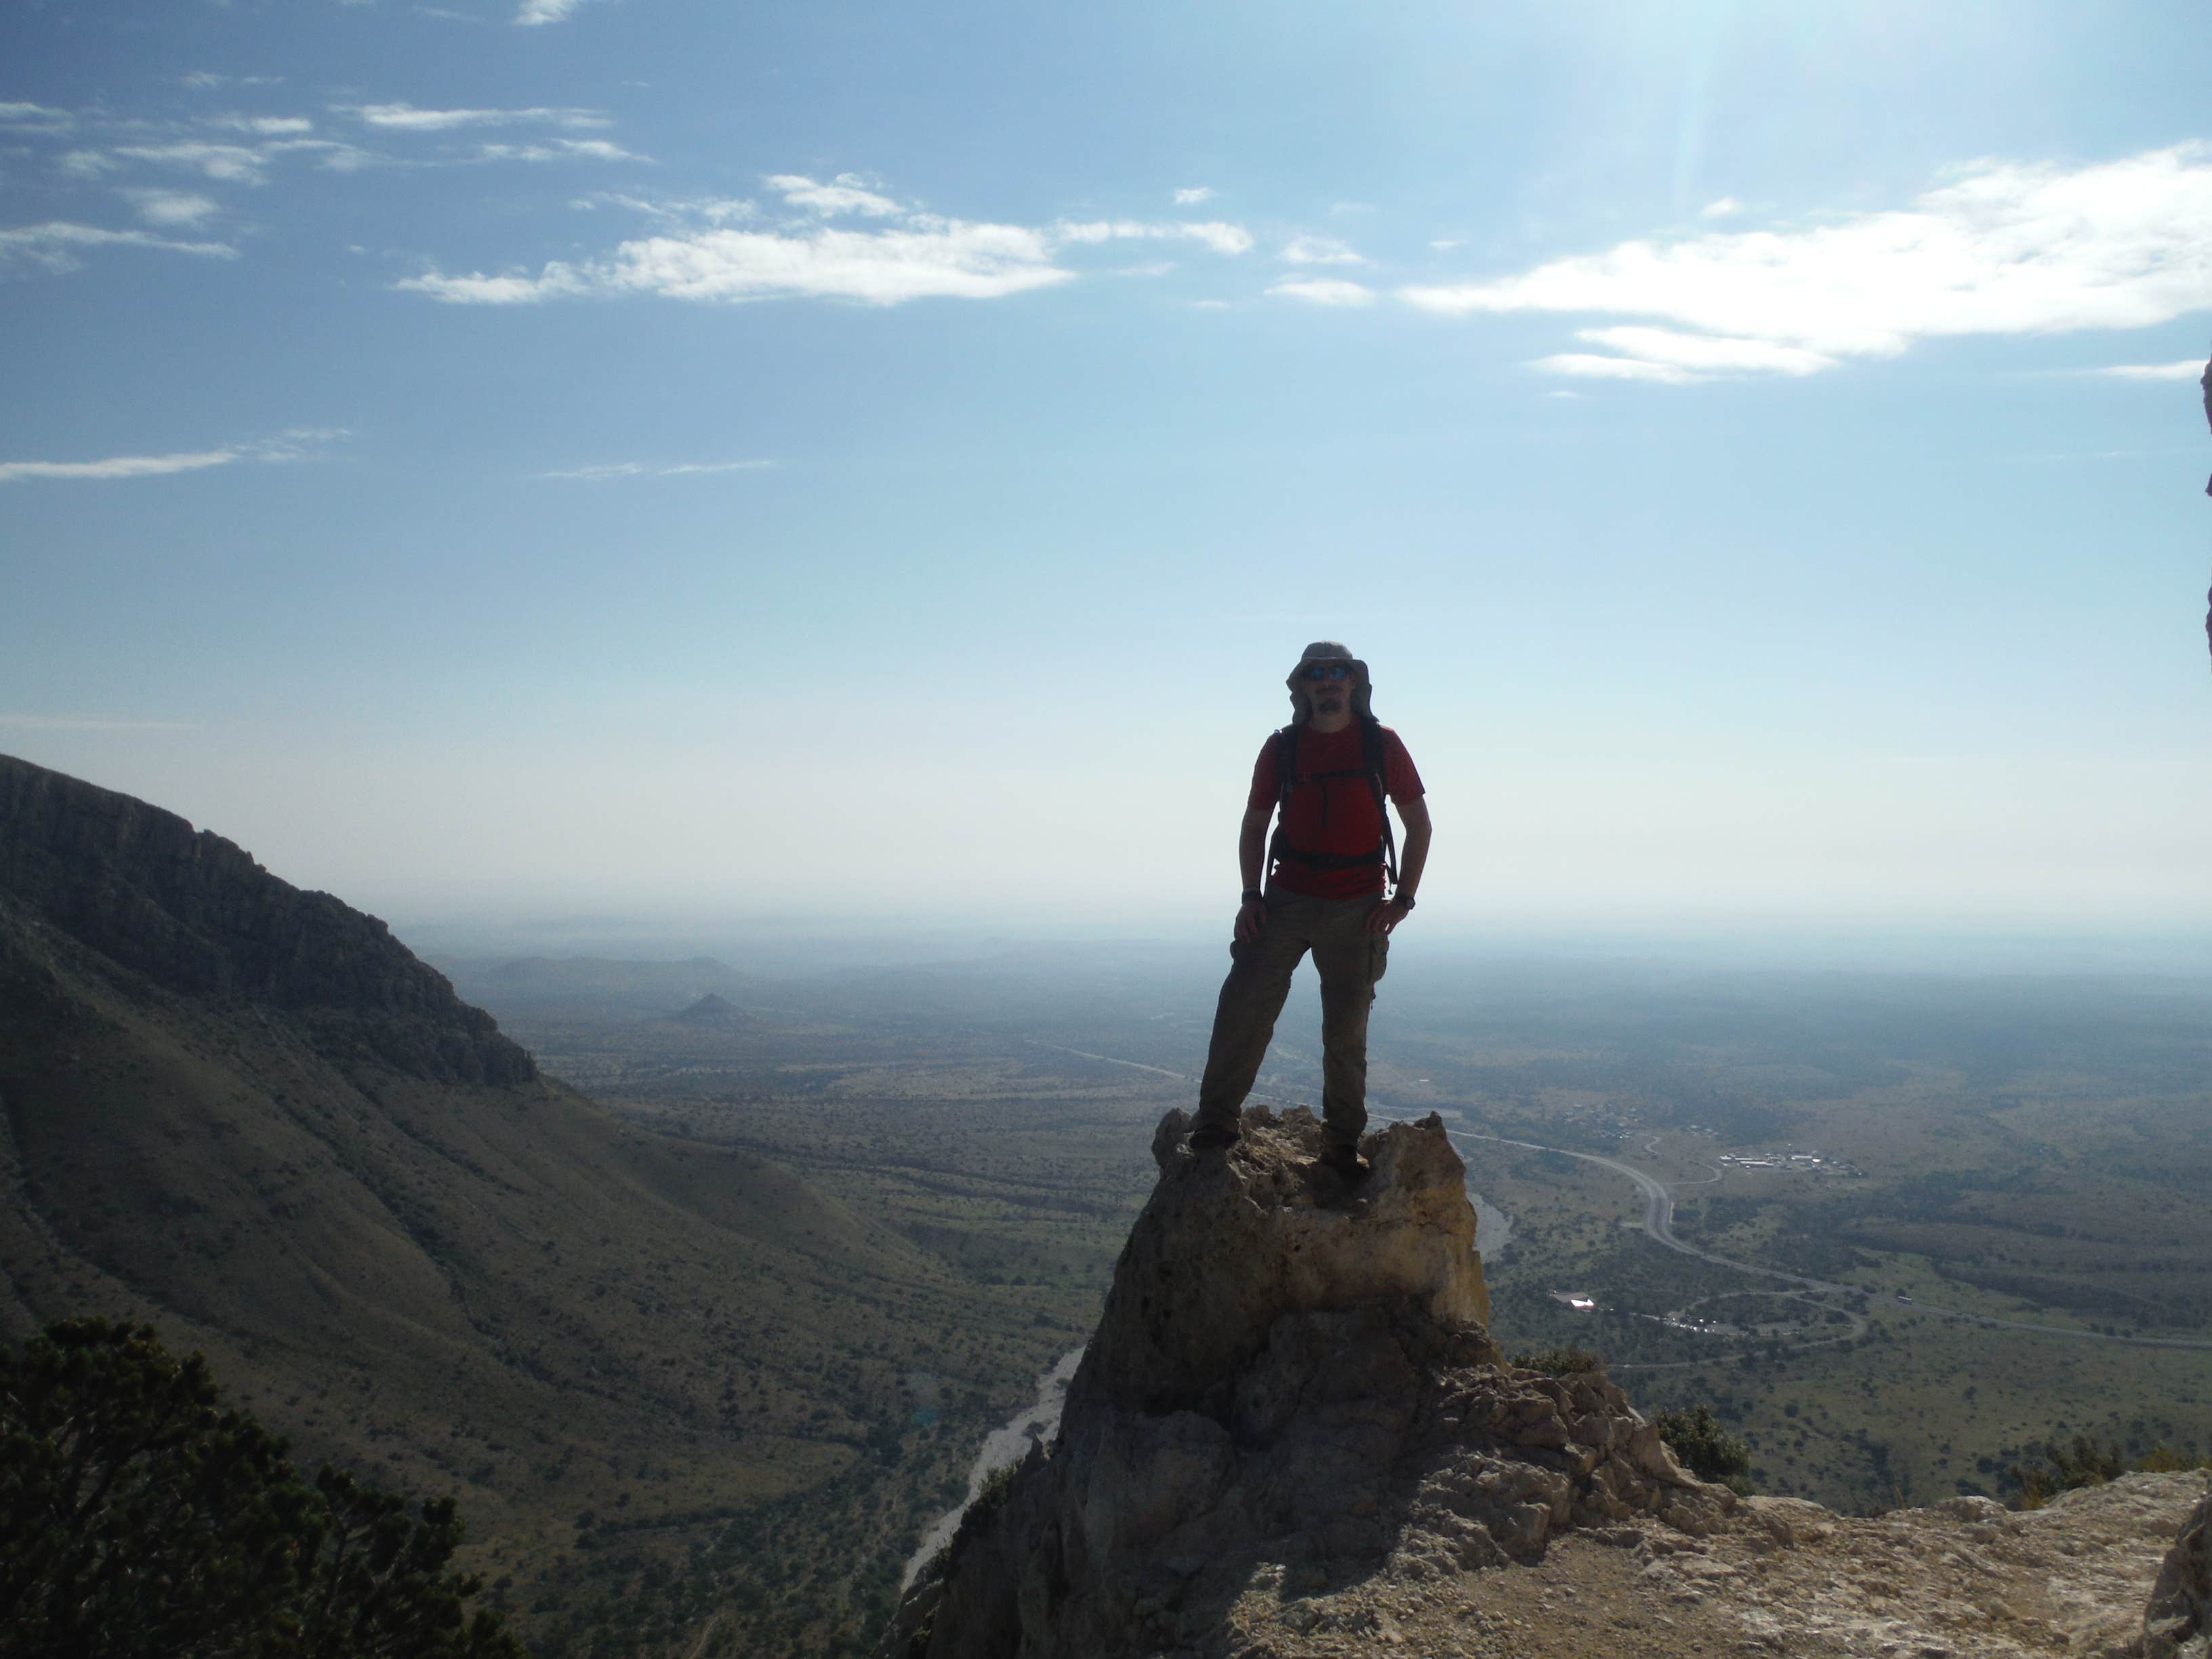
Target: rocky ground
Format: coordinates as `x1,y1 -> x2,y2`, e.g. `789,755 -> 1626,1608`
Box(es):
1223,1474 -> 2209,1659
882,1105 -> 2211,1659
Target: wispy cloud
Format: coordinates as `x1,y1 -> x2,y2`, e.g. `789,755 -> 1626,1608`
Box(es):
73,131 -> 379,188
1280,233 -> 1365,266
1700,196 -> 1742,218
767,173 -> 901,218
1268,276 -> 1375,308
0,430 -> 346,483
539,458 -> 779,480
515,0 -> 592,23
1528,354 -> 1700,385
121,189 -> 221,228
2088,359 -> 2207,380
1173,186 -> 1214,206
1567,325 -> 1835,377
342,101 -> 610,131
112,141 -> 271,184
405,178 -> 1090,306
1053,219 -> 1253,255
0,449 -> 242,483
206,114 -> 314,136
474,138 -> 642,164
405,178 -> 1256,308
575,192 -> 756,225
0,101 -> 73,129
404,219 -> 1069,306
0,220 -> 237,272
1404,144 -> 2212,384
0,713 -> 198,731
182,72 -> 284,91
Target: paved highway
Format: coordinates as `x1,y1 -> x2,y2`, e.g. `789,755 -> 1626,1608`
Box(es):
1448,1126 -> 2212,1354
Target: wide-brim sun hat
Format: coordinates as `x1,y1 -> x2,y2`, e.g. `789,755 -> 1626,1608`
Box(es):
1285,640 -> 1372,724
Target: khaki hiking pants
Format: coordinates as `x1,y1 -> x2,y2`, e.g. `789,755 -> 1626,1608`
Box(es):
1193,889 -> 1389,1151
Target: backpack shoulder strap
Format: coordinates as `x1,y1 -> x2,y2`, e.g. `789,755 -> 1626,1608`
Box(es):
1359,717 -> 1401,890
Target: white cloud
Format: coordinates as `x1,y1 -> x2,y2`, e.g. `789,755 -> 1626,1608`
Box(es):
1574,325 -> 1837,377
0,101 -> 72,128
1175,222 -> 1252,256
552,139 -> 639,163
403,215 -> 1073,306
515,0 -> 590,22
1403,145 -> 2212,382
1280,232 -> 1365,266
182,72 -> 285,91
0,430 -> 344,482
0,448 -> 239,483
474,139 -> 642,164
207,115 -> 314,136
0,220 -> 237,272
2089,359 -> 2207,380
1268,277 -> 1375,308
344,101 -> 609,131
123,189 -> 221,228
112,142 -> 270,184
617,222 -> 1067,303
1173,186 -> 1214,205
1053,218 -> 1252,255
407,177 -> 1269,310
60,150 -> 117,180
398,264 -> 592,304
577,191 -> 756,224
539,458 -> 779,480
1529,354 -> 1700,384
1700,196 -> 1742,218
766,173 -> 901,218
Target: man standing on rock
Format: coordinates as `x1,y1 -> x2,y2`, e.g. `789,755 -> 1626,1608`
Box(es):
1187,642 -> 1431,1179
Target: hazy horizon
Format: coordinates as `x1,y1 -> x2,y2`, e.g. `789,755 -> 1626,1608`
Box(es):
392,901 -> 2212,982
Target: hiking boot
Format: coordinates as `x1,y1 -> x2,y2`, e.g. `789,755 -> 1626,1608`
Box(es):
1317,1143 -> 1370,1181
1188,1122 -> 1240,1152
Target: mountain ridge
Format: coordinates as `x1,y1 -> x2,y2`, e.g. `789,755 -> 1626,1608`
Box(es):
0,752 -> 1055,1652
0,754 -> 531,1085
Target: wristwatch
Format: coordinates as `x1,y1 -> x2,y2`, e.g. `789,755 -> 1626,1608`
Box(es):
1393,892 -> 1416,911
1242,888 -> 1265,904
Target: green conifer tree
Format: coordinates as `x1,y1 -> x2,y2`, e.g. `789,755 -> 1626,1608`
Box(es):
0,1318 -> 525,1659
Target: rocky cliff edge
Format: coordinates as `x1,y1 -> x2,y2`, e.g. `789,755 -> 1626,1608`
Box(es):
882,1105 -> 1735,1658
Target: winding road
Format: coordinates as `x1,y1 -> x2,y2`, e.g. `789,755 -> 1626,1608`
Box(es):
1448,1124 -> 2212,1355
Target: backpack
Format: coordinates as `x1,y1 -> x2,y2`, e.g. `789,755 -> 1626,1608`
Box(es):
1267,716 -> 1399,888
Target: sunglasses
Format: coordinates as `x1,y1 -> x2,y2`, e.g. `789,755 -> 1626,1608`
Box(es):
1300,663 -> 1353,682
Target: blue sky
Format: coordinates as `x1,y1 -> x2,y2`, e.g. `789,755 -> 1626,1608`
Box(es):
4,1 -> 2211,944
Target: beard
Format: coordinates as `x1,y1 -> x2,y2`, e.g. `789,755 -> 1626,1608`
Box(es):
1313,693 -> 1346,715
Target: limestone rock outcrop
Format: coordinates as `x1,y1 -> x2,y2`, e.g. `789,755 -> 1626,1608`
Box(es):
0,753 -> 531,1084
2140,1486 -> 2212,1659
883,1105 -> 1734,1658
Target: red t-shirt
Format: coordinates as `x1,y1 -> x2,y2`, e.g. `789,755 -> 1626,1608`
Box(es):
1247,722 -> 1424,899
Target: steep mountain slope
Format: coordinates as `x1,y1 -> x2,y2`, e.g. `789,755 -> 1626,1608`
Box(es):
0,755 -> 1045,1647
